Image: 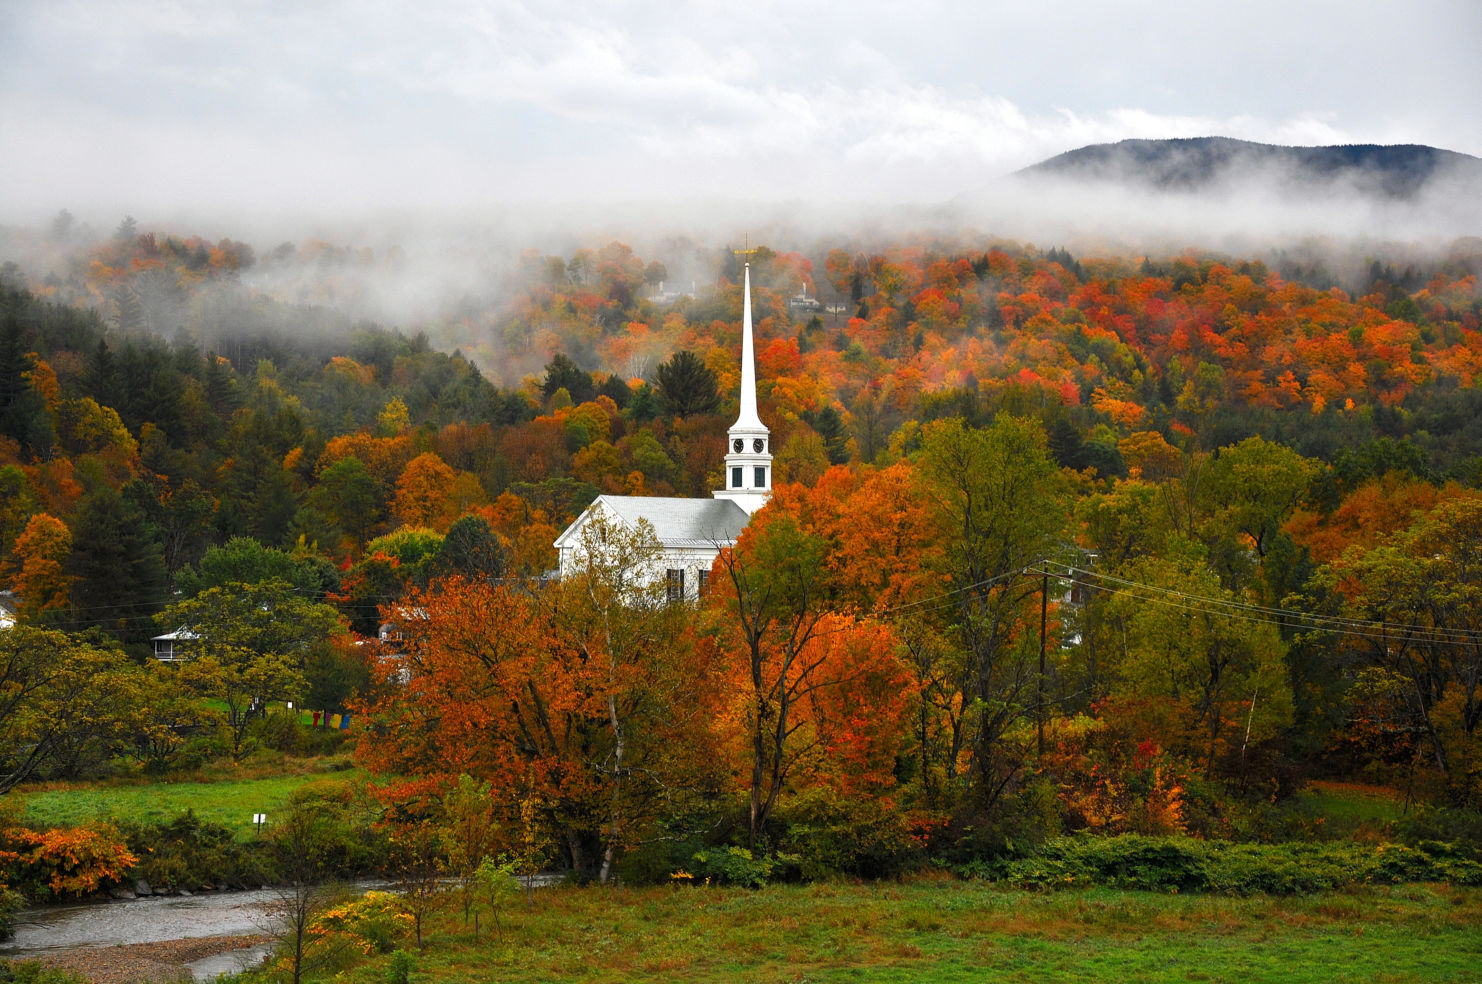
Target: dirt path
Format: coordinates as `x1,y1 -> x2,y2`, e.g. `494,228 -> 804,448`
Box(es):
11,935 -> 270,984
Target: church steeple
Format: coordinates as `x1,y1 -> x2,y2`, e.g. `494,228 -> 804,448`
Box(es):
734,262 -> 764,431
713,262 -> 772,515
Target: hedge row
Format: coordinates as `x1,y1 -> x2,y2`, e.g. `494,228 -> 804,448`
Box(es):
965,834 -> 1482,894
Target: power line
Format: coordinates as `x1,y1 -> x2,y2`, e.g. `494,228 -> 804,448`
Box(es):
1038,562 -> 1482,649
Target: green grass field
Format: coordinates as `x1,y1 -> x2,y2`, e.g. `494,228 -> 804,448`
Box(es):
17,765 -> 363,840
1295,780 -> 1411,825
316,879 -> 1482,984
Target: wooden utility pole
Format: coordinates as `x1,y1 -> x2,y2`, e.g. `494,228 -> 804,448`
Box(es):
1038,565 -> 1048,758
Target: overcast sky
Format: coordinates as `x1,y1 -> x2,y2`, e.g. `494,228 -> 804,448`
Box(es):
2,0 -> 1479,226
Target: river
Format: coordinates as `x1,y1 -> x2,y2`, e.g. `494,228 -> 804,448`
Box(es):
1,888 -> 286,980
2,874 -> 560,980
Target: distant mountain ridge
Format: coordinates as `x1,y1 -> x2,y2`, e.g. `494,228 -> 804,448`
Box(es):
1018,137 -> 1482,199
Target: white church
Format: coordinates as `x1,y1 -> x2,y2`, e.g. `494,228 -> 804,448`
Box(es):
554,263 -> 772,600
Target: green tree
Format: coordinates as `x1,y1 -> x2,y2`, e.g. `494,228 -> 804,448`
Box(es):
1102,541 -> 1293,777
175,536 -> 336,599
627,382 -> 659,422
66,486 -> 168,648
0,627 -> 136,793
0,293 -> 56,456
550,509 -> 701,882
159,580 -> 344,758
217,441 -> 298,545
801,405 -> 849,465
440,775 -> 503,936
541,354 -> 595,405
388,817 -> 451,949
1328,494 -> 1482,805
654,350 -> 721,418
335,528 -> 445,635
1202,436 -> 1316,590
430,515 -> 506,583
916,416 -> 1068,807
309,456 -> 383,552
0,465 -> 38,571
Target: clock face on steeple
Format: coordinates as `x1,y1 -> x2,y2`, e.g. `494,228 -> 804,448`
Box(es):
753,439 -> 764,453
733,439 -> 743,453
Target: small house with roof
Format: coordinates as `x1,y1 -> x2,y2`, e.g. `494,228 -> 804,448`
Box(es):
151,627 -> 200,662
555,262 -> 773,599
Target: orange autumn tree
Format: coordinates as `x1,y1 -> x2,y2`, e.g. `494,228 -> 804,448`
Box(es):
773,464 -> 955,805
707,495 -> 913,849
357,581 -> 608,876
5,512 -> 74,620
357,555 -> 722,882
392,452 -> 483,532
791,613 -> 914,800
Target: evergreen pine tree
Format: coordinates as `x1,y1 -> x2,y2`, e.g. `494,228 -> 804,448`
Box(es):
66,486 -> 168,648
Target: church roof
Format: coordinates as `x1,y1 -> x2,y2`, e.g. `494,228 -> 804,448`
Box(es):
556,495 -> 751,549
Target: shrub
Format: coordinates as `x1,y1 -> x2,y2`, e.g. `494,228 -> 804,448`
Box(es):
773,790 -> 923,879
250,712 -> 351,757
118,811 -> 275,891
277,785 -> 390,879
1392,806 -> 1482,857
310,891 -> 410,956
387,949 -> 414,984
617,829 -> 712,886
967,834 -> 1482,895
250,711 -> 302,754
689,847 -> 789,888
0,824 -> 136,901
0,961 -> 88,984
996,835 -> 1211,892
0,886 -> 21,941
943,778 -> 1065,864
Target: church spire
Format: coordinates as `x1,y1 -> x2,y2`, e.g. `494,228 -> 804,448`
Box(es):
713,261 -> 772,515
734,263 -> 763,430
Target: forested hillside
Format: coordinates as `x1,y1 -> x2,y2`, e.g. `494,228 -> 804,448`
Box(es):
3,222 -> 1482,881
1019,137 -> 1482,198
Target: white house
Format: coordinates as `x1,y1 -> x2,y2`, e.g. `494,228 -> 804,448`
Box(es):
555,262 -> 773,599
0,590 -> 18,631
151,626 -> 200,662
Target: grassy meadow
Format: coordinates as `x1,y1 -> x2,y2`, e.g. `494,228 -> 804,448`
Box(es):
311,878 -> 1482,984
16,760 -> 362,840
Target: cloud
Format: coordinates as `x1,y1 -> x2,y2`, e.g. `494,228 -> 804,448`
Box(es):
0,0 -> 1476,221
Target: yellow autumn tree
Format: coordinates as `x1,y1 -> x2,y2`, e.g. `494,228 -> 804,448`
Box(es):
393,452 -> 459,531
6,512 -> 74,619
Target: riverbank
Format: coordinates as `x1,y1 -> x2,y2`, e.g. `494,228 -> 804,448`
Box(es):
9,935 -> 269,984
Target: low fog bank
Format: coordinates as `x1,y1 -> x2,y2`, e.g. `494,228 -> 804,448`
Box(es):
958,155 -> 1482,252
3,170 -> 1480,387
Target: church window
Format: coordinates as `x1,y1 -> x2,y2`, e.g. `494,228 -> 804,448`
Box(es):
666,568 -> 685,602
755,466 -> 766,488
697,569 -> 710,595
732,466 -> 742,488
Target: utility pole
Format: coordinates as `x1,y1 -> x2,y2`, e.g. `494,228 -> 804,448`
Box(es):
1038,564 -> 1048,758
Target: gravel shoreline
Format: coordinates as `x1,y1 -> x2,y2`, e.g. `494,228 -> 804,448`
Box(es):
10,935 -> 270,984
